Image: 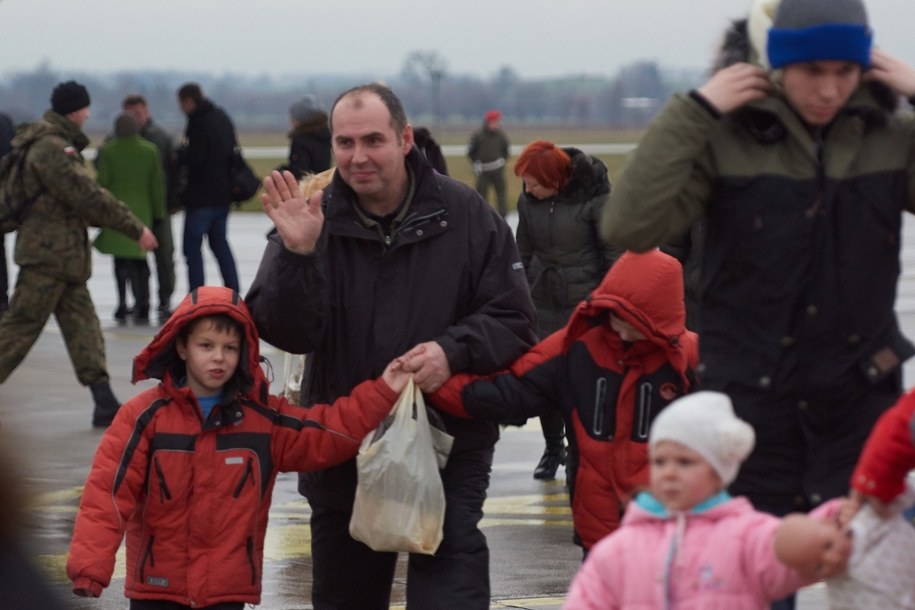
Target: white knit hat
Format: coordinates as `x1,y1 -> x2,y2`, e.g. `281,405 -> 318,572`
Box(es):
649,392 -> 756,485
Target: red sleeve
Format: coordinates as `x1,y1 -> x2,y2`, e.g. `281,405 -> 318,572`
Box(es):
429,372 -> 476,418
850,390 -> 915,502
273,378 -> 400,472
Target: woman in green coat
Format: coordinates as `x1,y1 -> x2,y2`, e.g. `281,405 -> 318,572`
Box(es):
94,113 -> 164,323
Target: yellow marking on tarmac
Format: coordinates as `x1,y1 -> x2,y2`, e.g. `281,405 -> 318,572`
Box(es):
483,493 -> 572,516
30,482 -> 573,596
28,486 -> 84,506
390,596 -> 568,610
263,523 -> 313,561
491,597 -> 568,608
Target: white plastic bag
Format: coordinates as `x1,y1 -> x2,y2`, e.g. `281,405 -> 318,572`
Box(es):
349,377 -> 448,555
282,352 -> 306,404
828,484 -> 915,610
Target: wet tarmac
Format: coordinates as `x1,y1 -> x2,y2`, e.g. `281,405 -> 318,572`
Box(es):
6,208 -> 911,608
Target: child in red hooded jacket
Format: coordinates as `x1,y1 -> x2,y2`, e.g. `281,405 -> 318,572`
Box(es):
67,286 -> 408,610
405,249 -> 699,554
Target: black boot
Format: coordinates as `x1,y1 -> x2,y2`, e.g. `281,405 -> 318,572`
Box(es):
90,381 -> 121,428
533,444 -> 567,480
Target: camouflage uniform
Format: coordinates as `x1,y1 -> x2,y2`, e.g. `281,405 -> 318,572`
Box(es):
0,111 -> 146,385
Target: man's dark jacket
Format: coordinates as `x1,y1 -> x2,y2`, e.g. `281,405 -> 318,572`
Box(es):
178,99 -> 236,208
246,149 -> 536,508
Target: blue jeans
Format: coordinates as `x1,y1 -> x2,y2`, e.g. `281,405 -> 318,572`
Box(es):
182,206 -> 239,292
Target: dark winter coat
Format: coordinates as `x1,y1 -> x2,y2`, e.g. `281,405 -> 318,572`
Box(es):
516,147 -> 618,336
602,20 -> 915,501
281,113 -> 331,180
66,286 -> 399,606
413,126 -> 448,175
13,111 -> 146,282
603,24 -> 915,398
177,99 -> 236,208
140,119 -> 179,214
432,250 -> 699,549
246,148 -> 537,508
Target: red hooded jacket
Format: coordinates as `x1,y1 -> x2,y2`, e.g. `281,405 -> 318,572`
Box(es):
851,387 -> 915,503
433,250 -> 699,549
67,286 -> 398,606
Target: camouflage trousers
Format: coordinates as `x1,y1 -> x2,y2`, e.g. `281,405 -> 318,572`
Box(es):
0,267 -> 108,386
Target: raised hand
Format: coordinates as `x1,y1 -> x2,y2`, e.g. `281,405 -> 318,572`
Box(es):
866,48 -> 915,99
261,169 -> 324,255
696,62 -> 772,115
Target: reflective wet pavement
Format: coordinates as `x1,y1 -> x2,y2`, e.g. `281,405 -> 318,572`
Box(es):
7,208 -> 909,608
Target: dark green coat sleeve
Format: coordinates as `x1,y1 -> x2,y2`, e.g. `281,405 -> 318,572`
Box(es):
601,93 -> 721,252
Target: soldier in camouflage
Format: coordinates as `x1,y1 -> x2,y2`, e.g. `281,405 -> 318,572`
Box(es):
0,81 -> 157,427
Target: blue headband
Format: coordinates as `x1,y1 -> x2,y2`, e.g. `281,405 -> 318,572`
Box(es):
767,23 -> 872,69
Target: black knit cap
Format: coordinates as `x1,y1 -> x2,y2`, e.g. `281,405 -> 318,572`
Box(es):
51,80 -> 91,115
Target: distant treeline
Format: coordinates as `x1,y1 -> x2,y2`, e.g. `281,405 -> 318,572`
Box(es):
0,59 -> 706,135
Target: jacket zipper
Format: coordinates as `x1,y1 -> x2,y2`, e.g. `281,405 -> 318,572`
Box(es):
139,534 -> 155,583
806,129 -> 826,218
593,377 -> 608,437
246,536 -> 257,585
154,457 -> 171,502
233,457 -> 255,498
634,382 -> 653,441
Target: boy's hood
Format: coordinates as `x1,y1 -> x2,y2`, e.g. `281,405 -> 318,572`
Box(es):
132,287 -> 268,401
564,249 -> 687,350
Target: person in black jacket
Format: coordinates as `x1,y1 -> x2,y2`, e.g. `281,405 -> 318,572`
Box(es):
246,83 -> 536,610
412,126 -> 448,175
513,140 -> 618,480
176,82 -> 240,292
279,95 -> 331,180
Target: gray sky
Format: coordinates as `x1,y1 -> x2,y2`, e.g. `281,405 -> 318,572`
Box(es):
3,0 -> 915,80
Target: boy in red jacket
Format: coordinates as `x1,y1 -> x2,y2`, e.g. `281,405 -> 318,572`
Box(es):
67,286 -> 408,609
405,249 -> 699,553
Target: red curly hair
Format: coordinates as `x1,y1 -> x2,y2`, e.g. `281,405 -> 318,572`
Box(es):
513,140 -> 572,192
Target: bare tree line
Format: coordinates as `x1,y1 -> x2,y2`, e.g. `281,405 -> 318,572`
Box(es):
0,55 -> 705,134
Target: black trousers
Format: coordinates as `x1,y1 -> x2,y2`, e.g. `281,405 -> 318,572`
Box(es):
310,444 -> 495,610
114,257 -> 151,311
725,371 -> 900,513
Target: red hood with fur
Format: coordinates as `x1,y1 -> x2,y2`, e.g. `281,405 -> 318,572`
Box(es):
132,286 -> 269,402
564,249 -> 689,377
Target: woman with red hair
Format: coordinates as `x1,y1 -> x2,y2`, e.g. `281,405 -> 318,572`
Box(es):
514,140 -> 619,480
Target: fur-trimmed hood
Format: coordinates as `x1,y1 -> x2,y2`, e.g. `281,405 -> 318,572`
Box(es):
132,286 -> 269,404
557,147 -> 611,204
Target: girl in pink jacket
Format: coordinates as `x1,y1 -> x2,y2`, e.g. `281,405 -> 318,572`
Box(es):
563,392 -> 849,610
